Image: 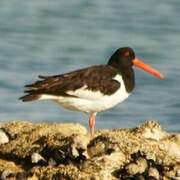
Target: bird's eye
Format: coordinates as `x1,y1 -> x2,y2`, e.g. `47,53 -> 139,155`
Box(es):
124,51 -> 130,57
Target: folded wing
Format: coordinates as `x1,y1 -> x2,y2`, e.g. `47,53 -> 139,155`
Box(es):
19,65 -> 120,101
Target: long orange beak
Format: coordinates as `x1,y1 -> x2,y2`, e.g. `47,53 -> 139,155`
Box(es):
132,58 -> 164,79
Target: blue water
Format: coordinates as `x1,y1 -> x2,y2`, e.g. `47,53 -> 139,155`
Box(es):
0,0 -> 179,132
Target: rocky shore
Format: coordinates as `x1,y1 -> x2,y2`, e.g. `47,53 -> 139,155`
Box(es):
0,120 -> 179,180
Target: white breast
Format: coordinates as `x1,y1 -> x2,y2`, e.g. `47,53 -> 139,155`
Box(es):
39,75 -> 130,113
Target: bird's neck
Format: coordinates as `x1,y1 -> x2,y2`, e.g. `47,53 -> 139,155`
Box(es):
119,67 -> 135,93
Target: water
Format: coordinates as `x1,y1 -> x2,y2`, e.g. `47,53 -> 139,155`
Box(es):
0,0 -> 179,132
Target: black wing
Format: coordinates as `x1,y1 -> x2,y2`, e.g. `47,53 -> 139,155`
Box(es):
19,65 -> 120,101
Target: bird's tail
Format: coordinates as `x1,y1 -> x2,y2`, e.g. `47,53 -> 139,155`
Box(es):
19,94 -> 41,102
19,75 -> 61,102
19,75 -> 48,102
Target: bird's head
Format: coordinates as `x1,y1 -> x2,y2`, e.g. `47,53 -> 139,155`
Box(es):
108,47 -> 164,79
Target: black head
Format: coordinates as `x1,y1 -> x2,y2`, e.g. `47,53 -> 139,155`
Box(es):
108,47 -> 135,70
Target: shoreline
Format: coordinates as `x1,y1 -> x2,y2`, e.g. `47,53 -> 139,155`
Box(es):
0,120 -> 179,179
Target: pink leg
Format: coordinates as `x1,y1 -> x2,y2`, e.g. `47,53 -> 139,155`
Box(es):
89,113 -> 96,136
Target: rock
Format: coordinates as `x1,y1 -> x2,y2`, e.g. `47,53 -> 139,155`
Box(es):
70,134 -> 89,158
136,157 -> 148,174
146,176 -> 158,180
134,174 -> 145,180
0,129 -> 9,145
16,172 -> 27,180
148,167 -> 159,179
1,170 -> 14,180
0,120 -> 179,179
31,152 -> 46,164
27,174 -> 39,180
159,140 -> 180,158
126,162 -> 140,175
48,158 -> 57,166
176,169 -> 180,177
135,120 -> 167,141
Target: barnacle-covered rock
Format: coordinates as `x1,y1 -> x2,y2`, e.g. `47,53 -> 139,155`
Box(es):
0,120 -> 179,179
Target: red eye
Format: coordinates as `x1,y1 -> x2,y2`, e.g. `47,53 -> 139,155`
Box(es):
124,51 -> 130,57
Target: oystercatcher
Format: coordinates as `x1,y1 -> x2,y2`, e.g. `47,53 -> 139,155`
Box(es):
20,47 -> 164,136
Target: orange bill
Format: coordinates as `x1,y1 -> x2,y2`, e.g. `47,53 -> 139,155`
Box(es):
132,58 -> 164,79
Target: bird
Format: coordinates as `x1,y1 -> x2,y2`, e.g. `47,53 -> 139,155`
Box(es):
19,47 -> 164,136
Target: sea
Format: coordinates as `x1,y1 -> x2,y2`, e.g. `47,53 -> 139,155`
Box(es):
0,0 -> 179,132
